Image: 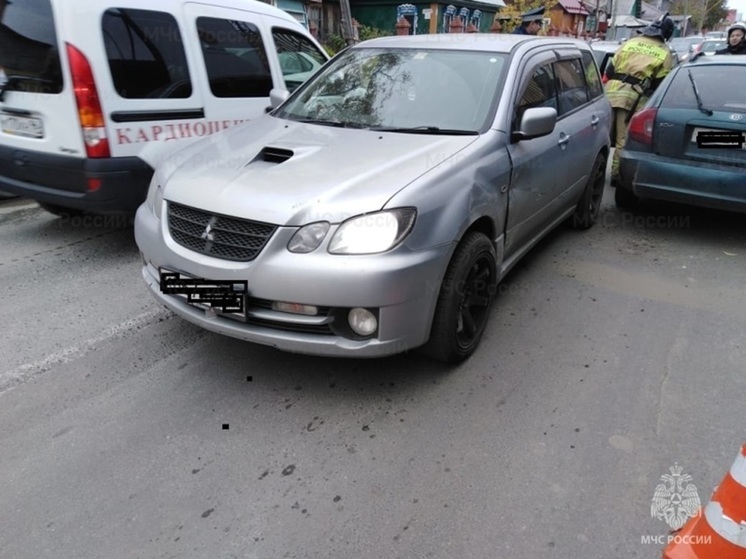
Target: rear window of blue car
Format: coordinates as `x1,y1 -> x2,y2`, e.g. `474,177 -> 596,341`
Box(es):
660,65 -> 746,112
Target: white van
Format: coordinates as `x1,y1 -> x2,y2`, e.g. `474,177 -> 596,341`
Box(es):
0,0 -> 328,215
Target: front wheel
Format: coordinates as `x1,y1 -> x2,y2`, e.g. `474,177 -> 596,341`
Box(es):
423,232 -> 497,363
571,152 -> 607,230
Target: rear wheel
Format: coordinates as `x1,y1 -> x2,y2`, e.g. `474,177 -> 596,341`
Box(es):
38,202 -> 84,218
571,152 -> 607,229
614,184 -> 639,209
423,232 -> 497,363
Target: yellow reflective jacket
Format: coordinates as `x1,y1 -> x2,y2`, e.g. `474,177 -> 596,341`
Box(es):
604,35 -> 674,111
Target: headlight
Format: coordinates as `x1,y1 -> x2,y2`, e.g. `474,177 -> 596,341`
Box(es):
287,222 -> 330,253
145,178 -> 164,218
328,208 -> 416,255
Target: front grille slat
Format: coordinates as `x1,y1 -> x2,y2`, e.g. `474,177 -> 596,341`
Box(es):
168,202 -> 277,262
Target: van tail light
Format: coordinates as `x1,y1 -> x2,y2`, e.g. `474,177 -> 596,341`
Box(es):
627,107 -> 657,146
66,43 -> 110,158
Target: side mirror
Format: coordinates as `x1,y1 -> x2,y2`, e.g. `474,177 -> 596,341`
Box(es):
511,107 -> 557,142
269,88 -> 290,109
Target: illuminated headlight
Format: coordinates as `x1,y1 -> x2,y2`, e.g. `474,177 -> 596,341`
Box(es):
287,222 -> 330,253
348,308 -> 377,336
328,208 -> 416,255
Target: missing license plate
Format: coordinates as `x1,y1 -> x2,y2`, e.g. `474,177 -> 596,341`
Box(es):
160,270 -> 247,313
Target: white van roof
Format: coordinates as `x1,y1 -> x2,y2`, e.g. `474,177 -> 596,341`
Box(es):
56,0 -> 303,27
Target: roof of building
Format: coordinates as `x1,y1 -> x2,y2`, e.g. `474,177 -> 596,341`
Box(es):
556,0 -> 590,15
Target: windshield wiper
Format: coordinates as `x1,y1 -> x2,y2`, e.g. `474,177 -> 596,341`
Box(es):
294,118 -> 366,129
0,75 -> 55,101
370,125 -> 477,135
687,70 -> 713,116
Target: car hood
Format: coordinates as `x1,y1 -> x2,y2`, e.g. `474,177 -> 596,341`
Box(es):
163,116 -> 477,225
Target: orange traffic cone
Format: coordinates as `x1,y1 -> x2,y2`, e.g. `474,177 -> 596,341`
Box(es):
663,444 -> 746,559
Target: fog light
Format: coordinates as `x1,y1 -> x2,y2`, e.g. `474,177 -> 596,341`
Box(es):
348,308 -> 377,336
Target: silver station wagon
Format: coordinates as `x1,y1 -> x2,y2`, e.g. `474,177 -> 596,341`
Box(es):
135,34 -> 612,362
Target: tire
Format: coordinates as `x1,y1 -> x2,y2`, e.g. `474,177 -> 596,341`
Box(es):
38,202 -> 85,218
423,232 -> 497,363
614,184 -> 639,209
571,152 -> 607,230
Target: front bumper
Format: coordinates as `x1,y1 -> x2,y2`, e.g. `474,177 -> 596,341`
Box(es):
619,150 -> 746,213
0,146 -> 153,213
134,203 -> 453,358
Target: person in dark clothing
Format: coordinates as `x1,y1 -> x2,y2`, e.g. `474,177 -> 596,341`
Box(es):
715,22 -> 746,54
512,7 -> 545,35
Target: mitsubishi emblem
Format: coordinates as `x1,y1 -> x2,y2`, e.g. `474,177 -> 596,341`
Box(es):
201,217 -> 217,243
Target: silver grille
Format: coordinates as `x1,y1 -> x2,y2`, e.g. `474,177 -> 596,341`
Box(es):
167,202 -> 276,261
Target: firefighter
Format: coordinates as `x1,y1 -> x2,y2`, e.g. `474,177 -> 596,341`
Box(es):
605,14 -> 675,187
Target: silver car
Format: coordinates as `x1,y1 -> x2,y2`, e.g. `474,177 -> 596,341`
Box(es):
135,35 -> 611,362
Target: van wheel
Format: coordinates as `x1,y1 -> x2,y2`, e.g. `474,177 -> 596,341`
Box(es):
571,153 -> 606,230
38,202 -> 84,218
614,184 -> 638,209
423,232 -> 496,363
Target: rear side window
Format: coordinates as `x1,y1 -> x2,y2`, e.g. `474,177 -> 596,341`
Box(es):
0,0 -> 63,94
102,9 -> 192,99
196,17 -> 272,98
272,29 -> 326,92
555,59 -> 589,115
582,51 -> 604,99
517,63 -> 557,122
660,66 -> 746,111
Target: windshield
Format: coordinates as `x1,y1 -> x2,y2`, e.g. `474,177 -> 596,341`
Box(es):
701,40 -> 726,53
274,47 -> 508,132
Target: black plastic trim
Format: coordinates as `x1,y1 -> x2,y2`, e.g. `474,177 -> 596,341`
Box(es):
110,109 -> 205,123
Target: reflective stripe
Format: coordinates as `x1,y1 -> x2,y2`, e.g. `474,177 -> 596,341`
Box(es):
731,444 -> 746,487
705,501 -> 746,548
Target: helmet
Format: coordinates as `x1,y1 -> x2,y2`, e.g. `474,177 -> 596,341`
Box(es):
727,22 -> 746,37
642,13 -> 675,41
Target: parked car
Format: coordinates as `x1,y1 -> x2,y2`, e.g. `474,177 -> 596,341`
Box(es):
616,56 -> 746,212
135,34 -> 612,362
696,39 -> 728,55
668,35 -> 705,62
0,0 -> 328,216
590,40 -> 621,78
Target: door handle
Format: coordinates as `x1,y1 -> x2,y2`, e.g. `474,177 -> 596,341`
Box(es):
558,134 -> 571,147
591,115 -> 600,127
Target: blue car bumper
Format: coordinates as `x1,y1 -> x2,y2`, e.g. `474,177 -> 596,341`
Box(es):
620,150 -> 746,213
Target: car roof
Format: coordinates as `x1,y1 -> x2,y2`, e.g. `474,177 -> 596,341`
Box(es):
352,34 -> 593,54
681,53 -> 746,66
590,41 -> 620,52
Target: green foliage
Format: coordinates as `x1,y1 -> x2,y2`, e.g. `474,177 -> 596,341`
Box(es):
323,26 -> 393,57
670,0 -> 728,31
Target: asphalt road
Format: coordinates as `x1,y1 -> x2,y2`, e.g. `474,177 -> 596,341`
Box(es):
1,191 -> 745,559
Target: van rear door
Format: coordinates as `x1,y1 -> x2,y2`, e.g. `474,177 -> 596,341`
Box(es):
0,0 -> 86,161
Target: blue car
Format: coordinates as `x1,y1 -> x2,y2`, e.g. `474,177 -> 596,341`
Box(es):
616,55 -> 746,212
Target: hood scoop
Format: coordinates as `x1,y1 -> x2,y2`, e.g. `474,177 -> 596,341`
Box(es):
244,146 -> 295,170
259,146 -> 294,163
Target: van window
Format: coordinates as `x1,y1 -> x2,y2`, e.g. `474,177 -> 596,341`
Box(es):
554,59 -> 589,115
196,17 -> 272,98
0,0 -> 63,94
102,9 -> 192,99
272,29 -> 326,92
